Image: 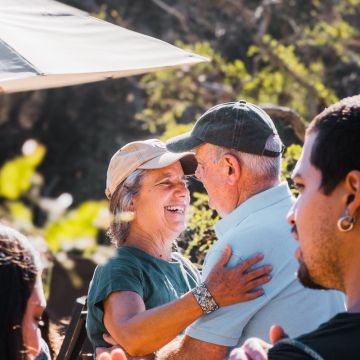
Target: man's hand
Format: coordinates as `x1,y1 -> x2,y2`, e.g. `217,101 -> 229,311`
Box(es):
228,347 -> 251,360
97,347 -> 154,360
269,325 -> 288,344
96,333 -> 122,359
98,348 -> 127,360
228,325 -> 288,360
229,338 -> 271,360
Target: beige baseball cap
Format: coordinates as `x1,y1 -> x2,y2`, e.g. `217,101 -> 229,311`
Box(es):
105,139 -> 197,199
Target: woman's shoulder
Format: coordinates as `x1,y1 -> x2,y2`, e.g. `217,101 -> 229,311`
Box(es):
95,247 -> 143,275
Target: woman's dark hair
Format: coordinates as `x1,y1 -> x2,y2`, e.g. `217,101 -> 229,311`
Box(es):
0,226 -> 40,360
307,95 -> 360,195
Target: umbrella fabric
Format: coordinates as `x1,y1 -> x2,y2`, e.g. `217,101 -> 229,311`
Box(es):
0,0 -> 207,93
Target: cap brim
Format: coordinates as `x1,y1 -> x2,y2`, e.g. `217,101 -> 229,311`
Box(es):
139,151 -> 197,175
166,131 -> 204,153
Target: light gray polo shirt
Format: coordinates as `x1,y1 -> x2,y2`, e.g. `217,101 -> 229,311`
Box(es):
186,183 -> 345,347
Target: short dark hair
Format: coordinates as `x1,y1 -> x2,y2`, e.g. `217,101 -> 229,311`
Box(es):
0,227 -> 39,360
307,95 -> 360,195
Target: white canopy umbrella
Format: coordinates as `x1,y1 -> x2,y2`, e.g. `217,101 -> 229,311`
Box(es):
0,0 -> 207,93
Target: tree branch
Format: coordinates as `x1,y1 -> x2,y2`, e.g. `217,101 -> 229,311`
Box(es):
149,0 -> 189,33
259,40 -> 319,117
261,104 -> 306,142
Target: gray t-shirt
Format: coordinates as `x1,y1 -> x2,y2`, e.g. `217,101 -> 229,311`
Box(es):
86,246 -> 199,349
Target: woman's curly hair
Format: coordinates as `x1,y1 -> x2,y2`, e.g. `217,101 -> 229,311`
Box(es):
0,226 -> 41,360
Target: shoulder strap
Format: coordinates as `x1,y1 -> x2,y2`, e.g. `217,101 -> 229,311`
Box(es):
277,338 -> 325,360
172,252 -> 201,285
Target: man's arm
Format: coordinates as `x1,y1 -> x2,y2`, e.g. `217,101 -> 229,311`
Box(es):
97,336 -> 227,360
155,335 -> 227,360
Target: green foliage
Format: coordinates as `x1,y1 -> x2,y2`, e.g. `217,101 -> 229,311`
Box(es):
135,0 -> 360,140
0,141 -> 113,290
257,35 -> 338,111
282,144 -> 303,196
282,144 -> 302,180
136,41 -> 251,135
135,35 -> 343,139
0,143 -> 45,200
334,0 -> 360,14
6,201 -> 34,228
242,66 -> 288,106
180,192 -> 219,267
301,20 -> 360,65
0,142 -> 110,262
44,200 -> 108,254
160,123 -> 194,142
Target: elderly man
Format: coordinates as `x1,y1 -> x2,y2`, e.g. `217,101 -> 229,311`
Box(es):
151,100 -> 344,359
230,95 -> 360,359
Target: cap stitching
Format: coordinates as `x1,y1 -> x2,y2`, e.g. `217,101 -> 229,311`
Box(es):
232,105 -> 241,148
237,105 -> 245,150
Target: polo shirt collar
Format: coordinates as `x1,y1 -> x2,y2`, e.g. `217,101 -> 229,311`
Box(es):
215,182 -> 293,237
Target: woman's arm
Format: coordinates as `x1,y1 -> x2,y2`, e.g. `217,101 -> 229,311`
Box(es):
103,290 -> 201,356
103,246 -> 272,356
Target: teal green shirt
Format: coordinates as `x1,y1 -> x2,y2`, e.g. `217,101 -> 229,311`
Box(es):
86,246 -> 200,349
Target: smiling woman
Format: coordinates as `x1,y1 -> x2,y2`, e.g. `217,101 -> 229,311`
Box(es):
86,139 -> 273,358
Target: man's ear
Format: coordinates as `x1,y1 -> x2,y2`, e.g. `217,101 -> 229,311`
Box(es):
223,153 -> 241,185
344,170 -> 360,218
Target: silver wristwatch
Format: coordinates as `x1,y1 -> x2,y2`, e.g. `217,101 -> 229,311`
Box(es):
191,282 -> 219,314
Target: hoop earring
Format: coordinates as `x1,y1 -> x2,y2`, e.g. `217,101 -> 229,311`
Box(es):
337,210 -> 356,232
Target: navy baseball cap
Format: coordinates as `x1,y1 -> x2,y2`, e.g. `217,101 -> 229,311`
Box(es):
166,100 -> 284,157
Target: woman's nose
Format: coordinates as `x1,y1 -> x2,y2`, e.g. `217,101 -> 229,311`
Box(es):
175,182 -> 189,198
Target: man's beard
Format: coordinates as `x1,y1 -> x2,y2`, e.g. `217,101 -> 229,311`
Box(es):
297,261 -> 327,290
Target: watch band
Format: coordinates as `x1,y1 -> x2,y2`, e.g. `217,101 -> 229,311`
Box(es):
191,282 -> 219,314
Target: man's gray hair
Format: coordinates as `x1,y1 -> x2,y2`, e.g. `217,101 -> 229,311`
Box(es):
108,169 -> 146,246
214,135 -> 281,180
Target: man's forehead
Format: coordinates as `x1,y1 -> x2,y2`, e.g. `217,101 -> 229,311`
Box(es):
194,143 -> 213,158
292,155 -> 305,179
292,133 -> 316,179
